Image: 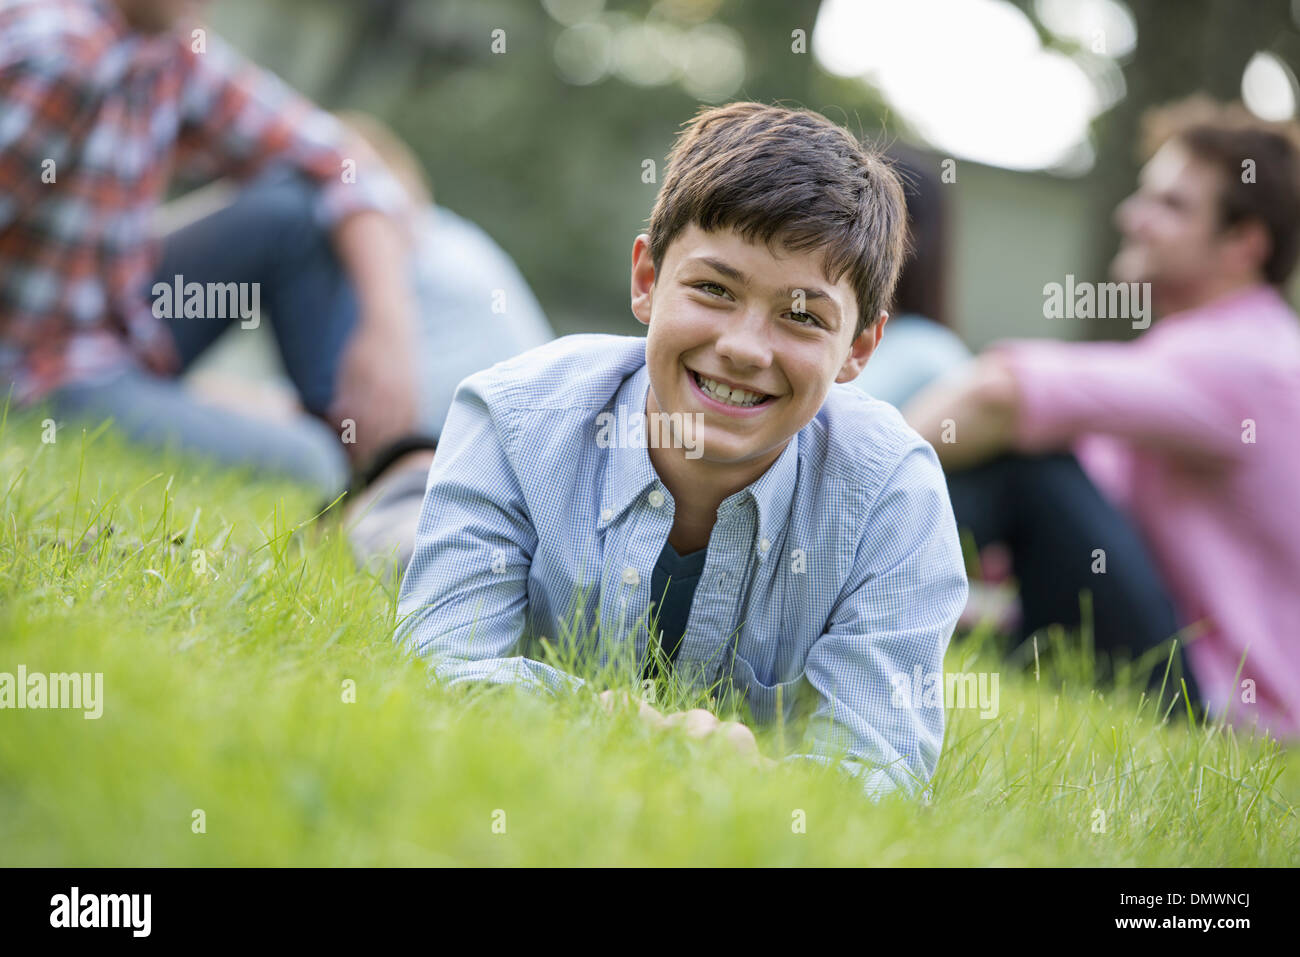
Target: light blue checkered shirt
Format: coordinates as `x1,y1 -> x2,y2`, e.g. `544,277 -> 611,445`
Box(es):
395,334 -> 968,798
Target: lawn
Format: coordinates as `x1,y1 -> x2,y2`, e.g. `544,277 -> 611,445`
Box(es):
1,407 -> 1296,866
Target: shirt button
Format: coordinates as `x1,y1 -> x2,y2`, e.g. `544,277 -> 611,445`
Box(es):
648,489 -> 665,508
622,567 -> 640,587
760,538 -> 771,552
601,507 -> 613,522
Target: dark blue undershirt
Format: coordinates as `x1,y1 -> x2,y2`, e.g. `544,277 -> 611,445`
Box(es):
643,538 -> 709,680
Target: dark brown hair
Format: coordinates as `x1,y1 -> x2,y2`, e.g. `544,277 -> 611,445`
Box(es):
884,144 -> 952,329
1140,95 -> 1300,286
647,102 -> 908,339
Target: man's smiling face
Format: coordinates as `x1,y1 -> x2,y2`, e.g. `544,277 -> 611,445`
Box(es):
631,224 -> 885,475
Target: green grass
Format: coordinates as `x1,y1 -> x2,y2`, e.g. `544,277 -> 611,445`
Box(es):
1,407 -> 1296,866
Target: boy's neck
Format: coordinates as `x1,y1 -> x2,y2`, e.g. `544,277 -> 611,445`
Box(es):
646,422 -> 785,551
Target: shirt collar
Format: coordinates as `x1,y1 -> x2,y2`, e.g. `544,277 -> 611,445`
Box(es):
597,359 -> 800,558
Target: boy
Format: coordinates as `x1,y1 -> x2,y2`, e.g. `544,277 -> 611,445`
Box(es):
395,103 -> 969,799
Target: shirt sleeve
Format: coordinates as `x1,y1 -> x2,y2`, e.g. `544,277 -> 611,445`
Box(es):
994,336 -> 1253,464
393,374 -> 586,698
785,441 -> 969,800
171,31 -> 406,228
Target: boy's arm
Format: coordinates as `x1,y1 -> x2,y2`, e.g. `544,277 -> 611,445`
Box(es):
393,376 -> 585,698
784,443 -> 968,799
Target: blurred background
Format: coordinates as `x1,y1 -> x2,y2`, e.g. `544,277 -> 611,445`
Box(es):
192,0 -> 1300,372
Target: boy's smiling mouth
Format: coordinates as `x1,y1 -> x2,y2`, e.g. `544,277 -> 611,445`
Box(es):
684,364 -> 778,413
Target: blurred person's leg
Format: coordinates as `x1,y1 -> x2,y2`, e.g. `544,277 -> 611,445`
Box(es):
45,371 -> 348,495
947,452 -> 1201,706
44,167 -> 407,498
154,168 -> 358,419
162,182 -> 558,441
55,165 -> 375,494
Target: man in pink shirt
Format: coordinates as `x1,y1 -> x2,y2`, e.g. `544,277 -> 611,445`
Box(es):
906,96 -> 1300,739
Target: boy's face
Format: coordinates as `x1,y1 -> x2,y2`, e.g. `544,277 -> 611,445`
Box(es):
631,224 -> 885,476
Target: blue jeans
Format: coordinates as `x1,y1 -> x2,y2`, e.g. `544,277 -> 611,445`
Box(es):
42,172 -> 554,494
947,452 -> 1201,705
45,172 -> 355,493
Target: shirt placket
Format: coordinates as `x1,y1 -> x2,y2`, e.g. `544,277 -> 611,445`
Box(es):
598,481 -> 675,682
675,499 -> 759,690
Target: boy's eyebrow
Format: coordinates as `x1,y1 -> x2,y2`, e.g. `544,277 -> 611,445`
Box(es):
787,286 -> 836,304
692,256 -> 750,284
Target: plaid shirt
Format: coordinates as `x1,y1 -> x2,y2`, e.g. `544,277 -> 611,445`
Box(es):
0,0 -> 404,402
395,334 -> 969,799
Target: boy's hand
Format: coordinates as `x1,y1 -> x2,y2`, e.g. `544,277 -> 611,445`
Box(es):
660,708 -> 772,767
598,691 -> 776,767
597,689 -> 668,728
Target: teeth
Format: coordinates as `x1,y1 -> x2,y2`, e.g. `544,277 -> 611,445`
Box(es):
694,372 -> 767,407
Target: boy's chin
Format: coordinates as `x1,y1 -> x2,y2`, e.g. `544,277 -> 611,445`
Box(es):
686,427 -> 788,465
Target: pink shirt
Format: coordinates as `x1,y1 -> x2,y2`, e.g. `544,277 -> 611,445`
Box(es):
996,284 -> 1300,739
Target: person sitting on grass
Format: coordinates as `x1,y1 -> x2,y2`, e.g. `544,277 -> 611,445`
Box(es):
904,96 -> 1300,739
0,0 -> 437,531
394,102 -> 969,800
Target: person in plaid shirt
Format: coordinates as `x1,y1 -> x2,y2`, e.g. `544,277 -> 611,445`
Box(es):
0,0 -> 434,495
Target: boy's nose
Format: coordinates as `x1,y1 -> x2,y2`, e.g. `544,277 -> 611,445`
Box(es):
714,306 -> 771,360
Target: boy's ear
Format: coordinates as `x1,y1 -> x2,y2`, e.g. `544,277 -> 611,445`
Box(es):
631,233 -> 655,326
835,310 -> 889,383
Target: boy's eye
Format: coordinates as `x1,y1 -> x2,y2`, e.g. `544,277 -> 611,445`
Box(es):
692,280 -> 730,298
690,280 -> 822,327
